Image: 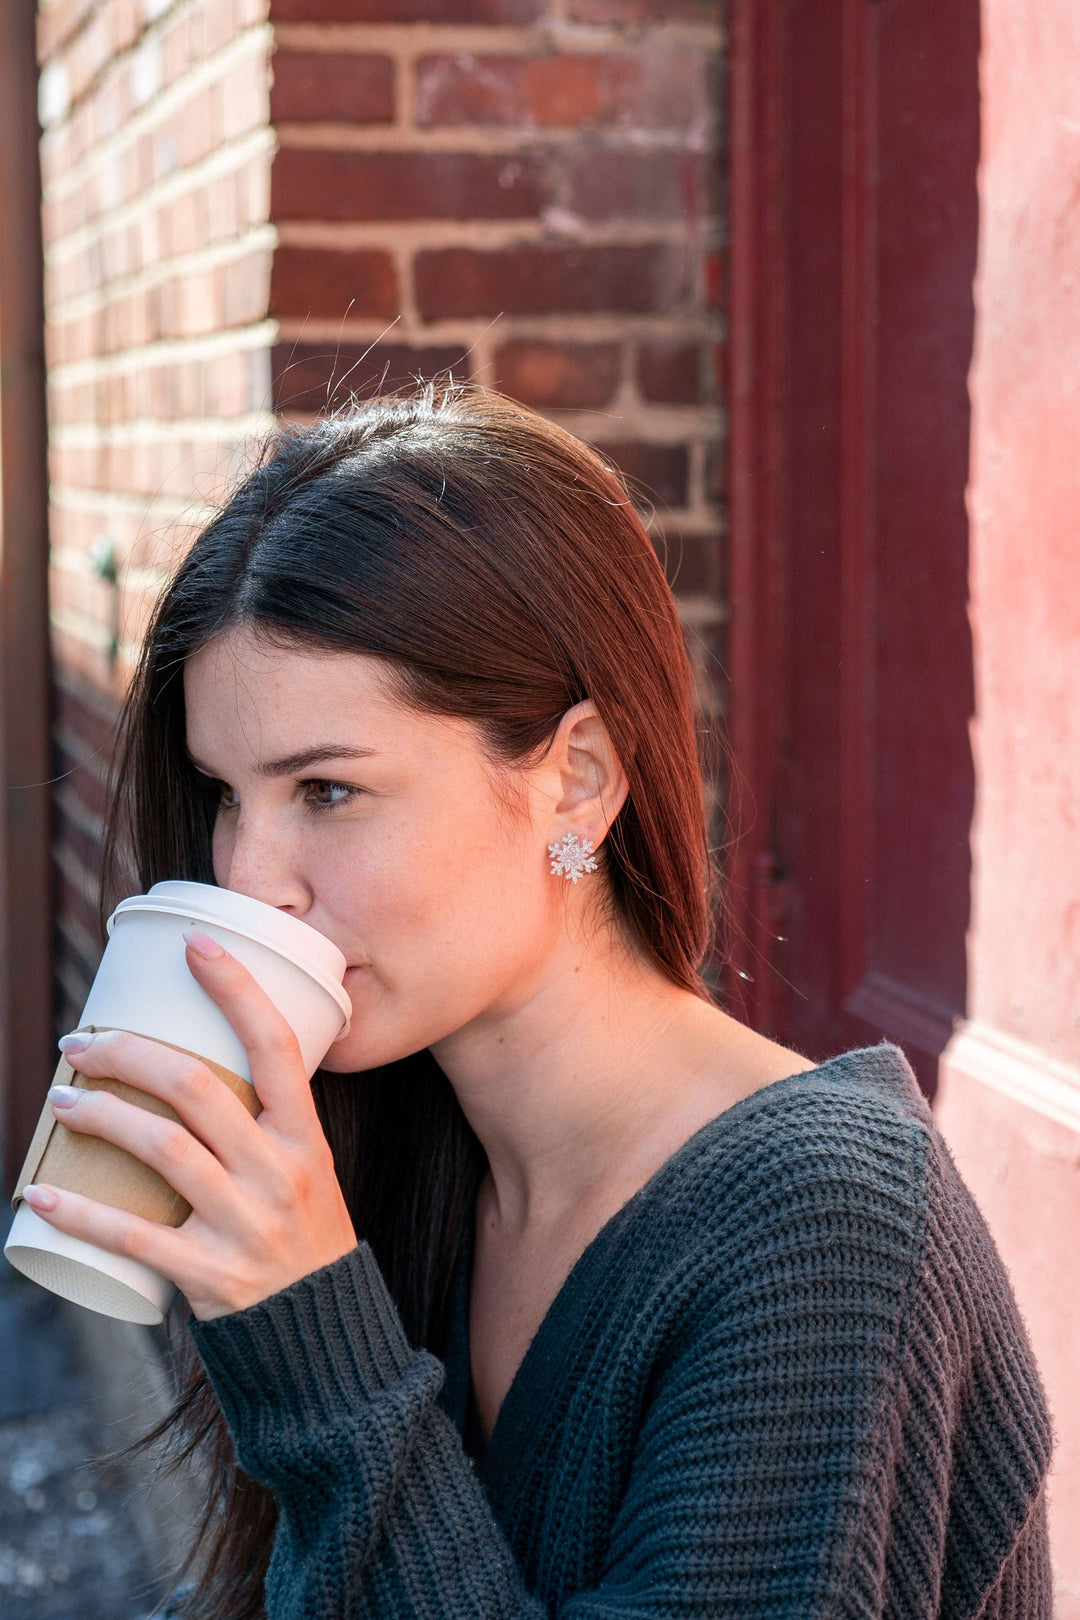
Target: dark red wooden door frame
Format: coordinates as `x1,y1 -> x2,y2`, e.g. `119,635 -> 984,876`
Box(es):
723,0 -> 787,1040
722,0 -> 977,1094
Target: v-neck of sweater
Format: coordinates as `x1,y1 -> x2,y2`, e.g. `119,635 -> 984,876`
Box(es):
442,1040 -> 915,1511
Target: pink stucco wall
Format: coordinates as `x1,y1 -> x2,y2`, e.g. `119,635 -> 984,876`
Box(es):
962,0 -> 1080,1058
934,2 -> 1080,1610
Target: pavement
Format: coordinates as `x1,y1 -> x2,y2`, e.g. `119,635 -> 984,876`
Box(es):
0,1204 -> 187,1619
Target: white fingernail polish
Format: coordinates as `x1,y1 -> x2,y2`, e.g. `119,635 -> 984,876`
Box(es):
48,1083 -> 82,1108
57,1032 -> 92,1053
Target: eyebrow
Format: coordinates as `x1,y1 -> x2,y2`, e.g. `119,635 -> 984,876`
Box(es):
185,744 -> 380,779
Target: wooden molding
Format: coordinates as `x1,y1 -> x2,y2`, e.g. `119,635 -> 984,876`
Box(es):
939,1021 -> 1080,1137
844,969 -> 960,1057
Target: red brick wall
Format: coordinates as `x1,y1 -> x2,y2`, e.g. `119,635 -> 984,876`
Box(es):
267,0 -> 725,615
38,0 -> 726,1029
38,0 -> 275,1030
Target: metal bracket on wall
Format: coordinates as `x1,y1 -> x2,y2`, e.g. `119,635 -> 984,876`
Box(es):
89,536 -> 120,662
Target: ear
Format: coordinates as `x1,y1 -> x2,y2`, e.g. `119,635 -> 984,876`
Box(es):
546,699 -> 630,844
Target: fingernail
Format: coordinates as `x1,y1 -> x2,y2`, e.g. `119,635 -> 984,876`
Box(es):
58,1032 -> 92,1053
183,928 -> 226,960
48,1084 -> 83,1109
22,1185 -> 58,1211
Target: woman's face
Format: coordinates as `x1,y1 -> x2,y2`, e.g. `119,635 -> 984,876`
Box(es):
182,628 -> 605,1072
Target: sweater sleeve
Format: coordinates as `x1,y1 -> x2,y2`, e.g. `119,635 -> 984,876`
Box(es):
189,1239 -> 547,1619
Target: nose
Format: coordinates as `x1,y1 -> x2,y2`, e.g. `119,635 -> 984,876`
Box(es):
217,818 -> 311,918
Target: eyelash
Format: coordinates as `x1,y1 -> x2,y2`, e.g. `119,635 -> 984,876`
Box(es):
212,780 -> 364,815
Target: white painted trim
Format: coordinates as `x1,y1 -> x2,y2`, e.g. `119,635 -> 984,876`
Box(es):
940,1020 -> 1080,1135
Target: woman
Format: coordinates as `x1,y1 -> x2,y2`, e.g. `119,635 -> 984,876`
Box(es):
24,387 -> 1051,1617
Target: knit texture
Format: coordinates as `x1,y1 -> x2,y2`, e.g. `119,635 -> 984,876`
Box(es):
176,1041 -> 1052,1618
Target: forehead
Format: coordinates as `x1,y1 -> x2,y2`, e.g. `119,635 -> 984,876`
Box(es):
181,629 -> 446,757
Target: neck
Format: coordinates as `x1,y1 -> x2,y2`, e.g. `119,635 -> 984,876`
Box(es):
427,926 -> 742,1237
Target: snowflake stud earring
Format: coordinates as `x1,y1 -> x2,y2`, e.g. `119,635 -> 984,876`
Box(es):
548,832 -> 599,883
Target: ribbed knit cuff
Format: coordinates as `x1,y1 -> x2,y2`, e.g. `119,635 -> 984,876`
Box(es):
189,1242 -> 422,1436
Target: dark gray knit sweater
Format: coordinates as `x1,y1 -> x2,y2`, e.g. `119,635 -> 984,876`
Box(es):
178,1040 -> 1053,1617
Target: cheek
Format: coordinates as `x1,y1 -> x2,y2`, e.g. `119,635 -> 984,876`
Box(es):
395,822 -> 549,953
344,801 -> 550,974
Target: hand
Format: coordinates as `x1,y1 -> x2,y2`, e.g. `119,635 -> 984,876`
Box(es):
22,931 -> 358,1322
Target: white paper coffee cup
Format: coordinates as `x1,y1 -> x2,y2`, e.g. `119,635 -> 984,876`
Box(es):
5,881 -> 352,1326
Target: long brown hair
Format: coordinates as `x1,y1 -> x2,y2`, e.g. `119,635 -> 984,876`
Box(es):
94,384 -> 727,1618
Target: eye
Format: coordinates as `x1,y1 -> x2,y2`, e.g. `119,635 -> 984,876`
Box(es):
303,780 -> 363,811
202,775 -> 363,814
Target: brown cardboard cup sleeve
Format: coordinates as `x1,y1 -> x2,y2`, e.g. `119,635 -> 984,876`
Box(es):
11,1028 -> 262,1225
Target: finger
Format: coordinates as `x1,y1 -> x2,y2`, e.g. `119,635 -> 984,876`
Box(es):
21,1180 -> 198,1293
48,1080 -> 241,1224
58,1029 -> 272,1180
181,933 -> 323,1140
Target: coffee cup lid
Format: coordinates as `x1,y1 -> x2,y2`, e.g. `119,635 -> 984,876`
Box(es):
107,881 -> 352,1029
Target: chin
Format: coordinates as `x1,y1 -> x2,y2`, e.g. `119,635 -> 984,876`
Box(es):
314,1045 -> 364,1074
314,1028 -> 438,1075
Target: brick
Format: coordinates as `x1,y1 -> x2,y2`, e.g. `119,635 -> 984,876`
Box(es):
563,149 -> 718,223
205,0 -> 240,57
55,684 -> 119,770
165,268 -> 216,338
56,795 -> 107,891
237,151 -> 272,228
415,243 -> 688,319
113,0 -> 141,57
57,920 -> 98,978
271,149 -> 548,222
637,340 -> 701,403
270,247 -> 399,320
704,438 -> 726,506
65,8 -> 111,108
37,0 -> 96,64
271,342 -> 473,412
49,624 -> 112,697
414,54 -> 517,126
415,54 -> 639,129
56,742 -> 115,816
162,13 -> 193,87
415,50 -> 712,131
706,248 -> 725,310
219,54 -> 271,144
655,530 -> 723,596
220,249 -> 273,327
271,52 -> 395,124
206,172 -> 241,244
209,350 -> 268,415
494,341 -> 620,409
57,865 -> 103,953
593,441 -> 688,507
711,338 -> 728,401
270,0 -> 543,20
523,55 -> 637,126
567,0 -> 721,20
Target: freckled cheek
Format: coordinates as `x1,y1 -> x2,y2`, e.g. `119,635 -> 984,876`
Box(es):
308,830 -> 453,958
362,823 -> 542,958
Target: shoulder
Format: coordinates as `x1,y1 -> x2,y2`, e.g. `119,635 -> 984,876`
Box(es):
656,1040 -> 935,1261
650,1041 -> 1049,1429
613,1044 -> 1052,1612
